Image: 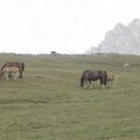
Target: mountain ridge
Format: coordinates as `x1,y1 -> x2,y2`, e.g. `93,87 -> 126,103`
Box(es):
87,18 -> 140,55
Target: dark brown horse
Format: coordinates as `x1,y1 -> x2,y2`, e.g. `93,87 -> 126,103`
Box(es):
80,70 -> 107,88
1,62 -> 25,78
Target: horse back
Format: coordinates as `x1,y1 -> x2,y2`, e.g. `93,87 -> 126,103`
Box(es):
1,62 -> 24,72
107,74 -> 118,82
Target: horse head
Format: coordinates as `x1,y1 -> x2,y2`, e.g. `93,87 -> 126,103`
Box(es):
80,70 -> 90,87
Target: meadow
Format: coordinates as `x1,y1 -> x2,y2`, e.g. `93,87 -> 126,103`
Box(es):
0,53 -> 140,140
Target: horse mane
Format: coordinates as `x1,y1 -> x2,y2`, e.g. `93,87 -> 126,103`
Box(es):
81,70 -> 90,78
1,63 -> 8,71
80,70 -> 90,87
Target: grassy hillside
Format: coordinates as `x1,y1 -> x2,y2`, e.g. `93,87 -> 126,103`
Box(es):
0,53 -> 140,140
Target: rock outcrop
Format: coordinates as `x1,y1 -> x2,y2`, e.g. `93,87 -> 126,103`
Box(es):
88,19 -> 140,55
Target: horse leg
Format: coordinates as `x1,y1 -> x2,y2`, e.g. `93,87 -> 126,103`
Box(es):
19,69 -> 22,78
13,73 -> 17,80
103,78 -> 107,89
114,81 -> 116,88
98,79 -> 102,89
103,81 -> 106,89
106,81 -> 110,88
19,72 -> 23,78
102,83 -> 105,89
99,79 -> 105,89
14,72 -> 20,80
89,80 -> 93,89
0,72 -> 3,79
103,78 -> 107,88
6,73 -> 9,81
84,79 -> 88,88
84,81 -> 88,88
101,77 -> 107,89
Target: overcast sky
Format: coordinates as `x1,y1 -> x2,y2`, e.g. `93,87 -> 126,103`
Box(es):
0,0 -> 140,54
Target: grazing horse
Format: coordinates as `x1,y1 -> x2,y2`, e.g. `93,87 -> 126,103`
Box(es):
0,66 -> 20,81
107,74 -> 118,88
1,62 -> 25,78
80,70 -> 107,89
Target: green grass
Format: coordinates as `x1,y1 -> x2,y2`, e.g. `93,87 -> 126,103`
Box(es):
0,53 -> 140,140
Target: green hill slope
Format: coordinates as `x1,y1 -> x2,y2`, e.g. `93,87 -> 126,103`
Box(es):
0,53 -> 140,140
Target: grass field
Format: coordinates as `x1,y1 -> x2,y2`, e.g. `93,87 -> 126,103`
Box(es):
0,53 -> 140,140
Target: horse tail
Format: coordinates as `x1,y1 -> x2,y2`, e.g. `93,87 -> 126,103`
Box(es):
18,62 -> 25,78
80,70 -> 90,87
104,71 -> 107,86
21,62 -> 25,72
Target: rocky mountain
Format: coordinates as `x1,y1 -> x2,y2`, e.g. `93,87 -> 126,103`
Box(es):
87,19 -> 140,55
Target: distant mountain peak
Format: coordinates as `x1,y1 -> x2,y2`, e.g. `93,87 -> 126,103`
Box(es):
114,23 -> 126,30
129,18 -> 140,24
128,19 -> 140,29
87,18 -> 140,55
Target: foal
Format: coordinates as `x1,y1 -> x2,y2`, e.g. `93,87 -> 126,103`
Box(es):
107,74 -> 118,88
0,66 -> 20,81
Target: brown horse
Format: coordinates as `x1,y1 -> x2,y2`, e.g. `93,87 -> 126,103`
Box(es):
1,62 -> 25,78
80,70 -> 107,89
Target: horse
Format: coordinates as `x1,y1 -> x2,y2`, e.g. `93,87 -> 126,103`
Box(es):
0,66 -> 20,81
107,74 -> 118,88
80,70 -> 107,89
1,62 -> 25,78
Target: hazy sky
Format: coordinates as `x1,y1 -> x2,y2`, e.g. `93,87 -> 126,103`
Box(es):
0,0 -> 140,54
